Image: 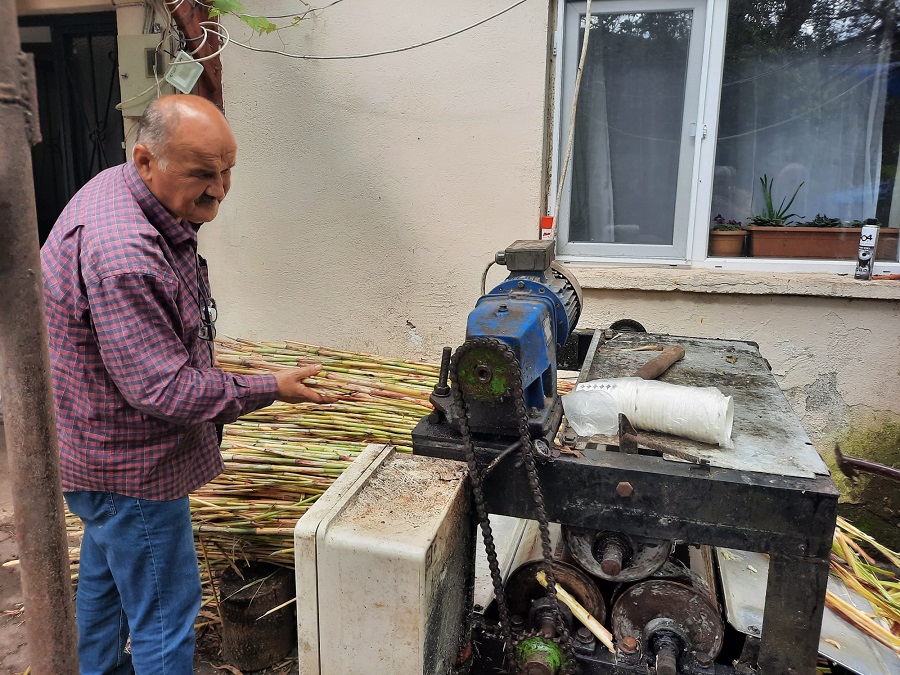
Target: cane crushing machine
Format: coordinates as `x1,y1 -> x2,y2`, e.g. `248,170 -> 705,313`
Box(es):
295,240 -> 843,675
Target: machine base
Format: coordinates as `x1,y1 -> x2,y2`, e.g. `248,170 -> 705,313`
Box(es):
411,397 -> 564,463
468,625 -> 748,675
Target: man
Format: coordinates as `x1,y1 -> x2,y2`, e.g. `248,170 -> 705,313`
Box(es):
41,94 -> 331,674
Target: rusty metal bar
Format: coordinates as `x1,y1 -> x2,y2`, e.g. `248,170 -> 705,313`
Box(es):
0,4 -> 79,673
834,443 -> 900,483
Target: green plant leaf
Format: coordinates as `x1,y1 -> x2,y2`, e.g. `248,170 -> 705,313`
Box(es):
753,174 -> 804,226
241,15 -> 278,34
780,181 -> 804,218
210,0 -> 245,14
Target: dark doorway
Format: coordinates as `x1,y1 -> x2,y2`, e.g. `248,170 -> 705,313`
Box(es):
18,12 -> 126,245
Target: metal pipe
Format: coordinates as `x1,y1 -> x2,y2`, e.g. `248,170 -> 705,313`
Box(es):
0,5 -> 79,673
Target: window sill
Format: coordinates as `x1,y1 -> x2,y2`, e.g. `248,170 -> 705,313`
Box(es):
567,264 -> 900,300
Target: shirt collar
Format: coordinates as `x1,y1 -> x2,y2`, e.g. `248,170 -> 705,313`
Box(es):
124,161 -> 197,247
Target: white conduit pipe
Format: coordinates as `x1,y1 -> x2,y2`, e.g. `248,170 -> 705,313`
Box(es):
562,378 -> 734,447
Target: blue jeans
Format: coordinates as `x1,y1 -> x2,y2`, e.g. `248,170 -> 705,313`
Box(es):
65,491 -> 201,675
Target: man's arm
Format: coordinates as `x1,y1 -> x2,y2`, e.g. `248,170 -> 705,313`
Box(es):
87,271 -> 330,425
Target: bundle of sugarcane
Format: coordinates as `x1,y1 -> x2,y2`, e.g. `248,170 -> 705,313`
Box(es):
189,337 -> 443,568
828,516 -> 900,655
215,337 -> 440,409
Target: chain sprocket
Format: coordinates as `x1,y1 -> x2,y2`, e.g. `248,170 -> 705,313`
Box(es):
450,337 -> 577,674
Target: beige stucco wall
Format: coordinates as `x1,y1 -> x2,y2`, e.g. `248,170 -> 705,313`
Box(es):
203,1 -> 553,356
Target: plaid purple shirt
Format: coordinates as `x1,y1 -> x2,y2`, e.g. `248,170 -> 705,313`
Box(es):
41,162 -> 278,500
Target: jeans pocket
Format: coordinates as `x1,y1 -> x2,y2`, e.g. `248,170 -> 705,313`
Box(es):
64,490 -> 117,523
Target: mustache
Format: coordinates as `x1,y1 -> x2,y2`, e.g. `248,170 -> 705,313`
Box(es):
196,194 -> 218,205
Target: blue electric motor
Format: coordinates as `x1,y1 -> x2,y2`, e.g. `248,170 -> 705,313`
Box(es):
455,240 -> 582,437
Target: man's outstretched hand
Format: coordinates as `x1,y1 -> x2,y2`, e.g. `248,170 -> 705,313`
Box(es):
274,364 -> 338,404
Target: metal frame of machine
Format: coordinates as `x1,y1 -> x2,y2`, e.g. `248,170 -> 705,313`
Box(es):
412,241 -> 839,675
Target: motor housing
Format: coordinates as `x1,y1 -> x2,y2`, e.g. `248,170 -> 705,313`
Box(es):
457,240 -> 582,436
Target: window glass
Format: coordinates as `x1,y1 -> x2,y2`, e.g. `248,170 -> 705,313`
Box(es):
570,11 -> 693,246
710,0 -> 900,261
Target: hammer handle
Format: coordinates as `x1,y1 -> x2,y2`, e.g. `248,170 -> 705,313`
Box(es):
635,345 -> 685,380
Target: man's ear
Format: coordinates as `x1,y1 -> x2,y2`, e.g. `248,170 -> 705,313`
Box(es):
133,143 -> 154,183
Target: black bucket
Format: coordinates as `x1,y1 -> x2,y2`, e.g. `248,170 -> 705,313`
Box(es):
218,562 -> 296,671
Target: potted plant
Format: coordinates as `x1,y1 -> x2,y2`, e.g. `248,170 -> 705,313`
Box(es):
708,215 -> 746,257
744,175 -> 900,258
750,210 -> 900,259
747,174 -> 805,228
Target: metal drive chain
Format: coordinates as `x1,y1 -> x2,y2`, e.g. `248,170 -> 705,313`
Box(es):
450,338 -> 517,670
450,337 -> 577,675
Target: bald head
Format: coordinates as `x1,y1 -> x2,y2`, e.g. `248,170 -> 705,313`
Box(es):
133,94 -> 238,223
135,95 -> 231,170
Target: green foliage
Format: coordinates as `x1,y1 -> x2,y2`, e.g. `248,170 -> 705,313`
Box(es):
748,174 -> 804,227
802,214 -> 843,228
208,0 -> 242,15
242,15 -> 278,35
208,0 -> 277,35
724,0 -> 882,58
712,214 -> 743,230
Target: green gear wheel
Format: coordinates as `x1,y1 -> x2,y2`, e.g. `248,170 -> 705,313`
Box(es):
454,342 -> 515,401
515,635 -> 568,673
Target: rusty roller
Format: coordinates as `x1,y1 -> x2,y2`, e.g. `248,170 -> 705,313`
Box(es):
504,559 -> 607,630
562,526 -> 671,582
611,579 -> 724,674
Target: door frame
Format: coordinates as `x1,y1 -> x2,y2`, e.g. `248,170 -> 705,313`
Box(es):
19,11 -> 124,241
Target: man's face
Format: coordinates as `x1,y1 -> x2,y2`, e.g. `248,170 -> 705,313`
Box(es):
134,114 -> 237,223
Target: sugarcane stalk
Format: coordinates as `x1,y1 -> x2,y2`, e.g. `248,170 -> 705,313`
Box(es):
535,570 -> 615,652
825,590 -> 900,653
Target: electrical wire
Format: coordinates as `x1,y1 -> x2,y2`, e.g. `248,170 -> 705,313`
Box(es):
551,0 -> 592,240
226,0 -> 529,60
188,24 -> 210,54
187,21 -> 230,62
115,82 -> 159,111
115,1 -> 526,112
193,0 -> 346,20
480,260 -> 496,295
265,0 -> 345,20
164,0 -> 189,13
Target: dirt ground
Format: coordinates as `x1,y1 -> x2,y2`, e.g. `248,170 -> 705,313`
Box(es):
0,424 -> 299,675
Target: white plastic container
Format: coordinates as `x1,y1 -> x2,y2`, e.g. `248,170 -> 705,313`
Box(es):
563,377 -> 734,447
295,444 -> 471,675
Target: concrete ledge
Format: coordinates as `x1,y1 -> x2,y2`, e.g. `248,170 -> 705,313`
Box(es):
568,265 -> 900,300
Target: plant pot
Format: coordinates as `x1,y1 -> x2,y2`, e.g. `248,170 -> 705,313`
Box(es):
708,230 -> 747,257
746,226 -> 900,260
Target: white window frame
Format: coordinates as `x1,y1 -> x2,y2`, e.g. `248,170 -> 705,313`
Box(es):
549,0 -> 900,275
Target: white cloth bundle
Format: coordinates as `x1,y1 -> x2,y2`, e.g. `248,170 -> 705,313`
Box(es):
562,377 -> 734,447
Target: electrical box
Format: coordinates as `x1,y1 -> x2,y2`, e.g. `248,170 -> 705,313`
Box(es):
295,445 -> 472,675
117,34 -> 175,118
